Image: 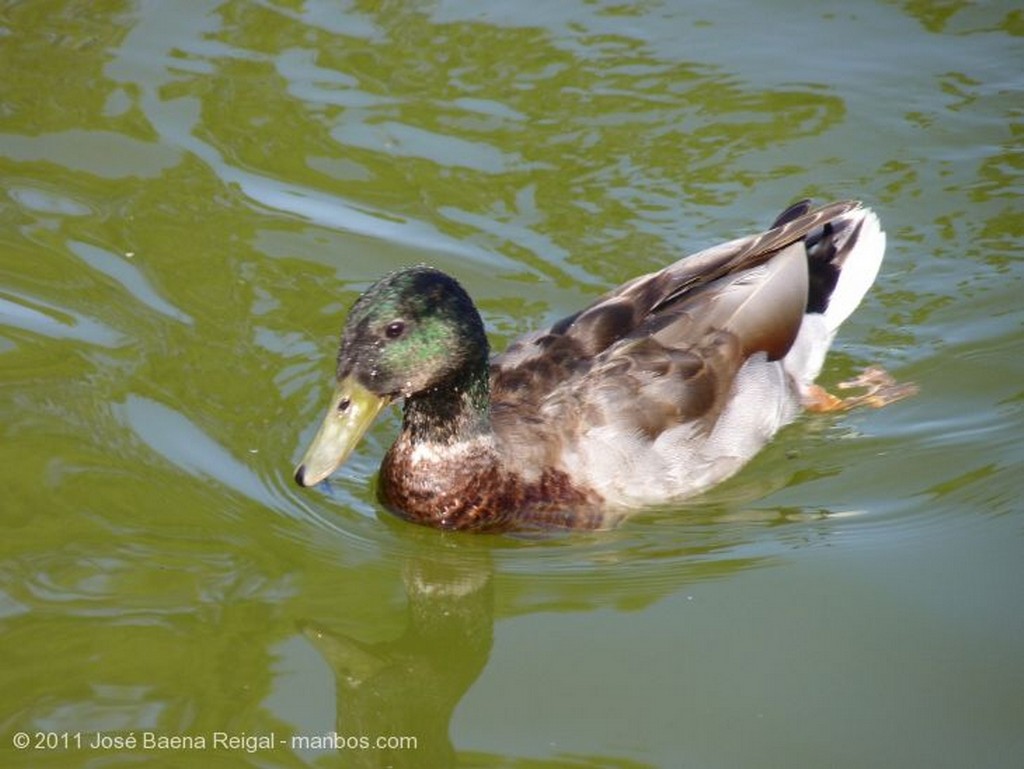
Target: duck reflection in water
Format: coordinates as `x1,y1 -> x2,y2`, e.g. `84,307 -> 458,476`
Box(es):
300,551 -> 493,768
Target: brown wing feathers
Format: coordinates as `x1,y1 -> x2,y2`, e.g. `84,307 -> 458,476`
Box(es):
546,201 -> 859,361
491,200 -> 862,426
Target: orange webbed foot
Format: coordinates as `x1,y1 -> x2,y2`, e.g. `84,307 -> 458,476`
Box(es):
805,365 -> 918,413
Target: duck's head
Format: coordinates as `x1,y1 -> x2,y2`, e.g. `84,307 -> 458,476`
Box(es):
294,266 -> 489,487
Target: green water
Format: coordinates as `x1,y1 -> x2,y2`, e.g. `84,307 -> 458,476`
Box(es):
2,2 -> 1022,767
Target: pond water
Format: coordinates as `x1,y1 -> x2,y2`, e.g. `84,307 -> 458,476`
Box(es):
2,2 -> 1022,768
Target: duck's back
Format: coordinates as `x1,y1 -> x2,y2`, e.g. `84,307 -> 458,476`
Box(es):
489,200 -> 885,506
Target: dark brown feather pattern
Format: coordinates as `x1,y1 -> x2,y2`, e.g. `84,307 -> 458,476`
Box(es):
487,200 -> 860,451
379,434 -> 605,531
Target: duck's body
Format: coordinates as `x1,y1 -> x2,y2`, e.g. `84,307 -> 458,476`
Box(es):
296,200 -> 905,531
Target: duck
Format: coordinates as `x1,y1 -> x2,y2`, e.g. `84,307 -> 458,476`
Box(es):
294,200 -> 914,531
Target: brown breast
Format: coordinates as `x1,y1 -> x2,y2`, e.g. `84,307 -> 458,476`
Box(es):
377,435 -> 605,532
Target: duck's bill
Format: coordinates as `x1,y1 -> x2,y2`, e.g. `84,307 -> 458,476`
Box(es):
294,376 -> 390,487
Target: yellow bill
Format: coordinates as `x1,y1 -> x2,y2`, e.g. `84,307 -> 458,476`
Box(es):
294,376 -> 390,487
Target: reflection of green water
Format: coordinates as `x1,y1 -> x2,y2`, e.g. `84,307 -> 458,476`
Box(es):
2,2 -> 1022,767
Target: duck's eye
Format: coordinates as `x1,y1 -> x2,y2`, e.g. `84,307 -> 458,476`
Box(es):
385,320 -> 406,339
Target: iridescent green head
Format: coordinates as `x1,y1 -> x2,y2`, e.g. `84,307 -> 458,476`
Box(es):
338,266 -> 489,397
295,266 -> 489,487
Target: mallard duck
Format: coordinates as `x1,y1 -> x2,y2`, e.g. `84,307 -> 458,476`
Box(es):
295,200 -> 913,531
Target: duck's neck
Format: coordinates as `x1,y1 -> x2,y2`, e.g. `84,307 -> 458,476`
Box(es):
401,360 -> 491,446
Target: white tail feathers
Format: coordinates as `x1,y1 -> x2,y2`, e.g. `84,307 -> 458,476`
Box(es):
823,207 -> 886,334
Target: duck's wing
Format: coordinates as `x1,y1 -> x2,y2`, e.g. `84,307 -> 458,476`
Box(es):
489,199 -> 885,499
492,199 -> 863,401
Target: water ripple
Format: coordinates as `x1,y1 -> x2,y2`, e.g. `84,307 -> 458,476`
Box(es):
0,290 -> 124,348
68,241 -> 192,325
